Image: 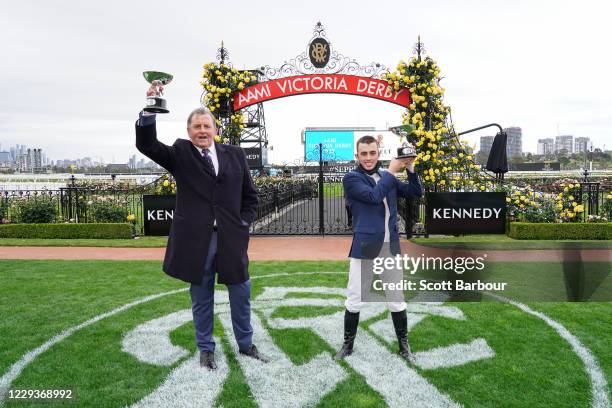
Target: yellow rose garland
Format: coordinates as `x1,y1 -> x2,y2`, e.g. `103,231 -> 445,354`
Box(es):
200,62 -> 258,145
383,55 -> 486,192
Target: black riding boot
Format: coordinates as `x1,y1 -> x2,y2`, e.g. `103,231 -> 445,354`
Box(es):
391,310 -> 416,364
334,310 -> 360,360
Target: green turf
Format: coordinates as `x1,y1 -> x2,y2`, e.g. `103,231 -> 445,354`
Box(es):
411,234 -> 612,249
0,260 -> 610,407
323,182 -> 345,198
0,236 -> 169,247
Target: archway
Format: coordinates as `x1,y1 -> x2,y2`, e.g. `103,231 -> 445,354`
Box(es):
201,22 -> 414,234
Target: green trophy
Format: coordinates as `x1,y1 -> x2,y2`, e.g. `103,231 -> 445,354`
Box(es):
389,124 -> 418,158
143,71 -> 173,113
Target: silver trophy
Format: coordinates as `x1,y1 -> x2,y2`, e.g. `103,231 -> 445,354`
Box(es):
143,71 -> 173,114
389,124 -> 417,158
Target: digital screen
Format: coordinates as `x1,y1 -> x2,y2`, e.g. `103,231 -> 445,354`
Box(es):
304,130 -> 355,162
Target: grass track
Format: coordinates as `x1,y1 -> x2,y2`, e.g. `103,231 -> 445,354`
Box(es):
0,260 -> 609,407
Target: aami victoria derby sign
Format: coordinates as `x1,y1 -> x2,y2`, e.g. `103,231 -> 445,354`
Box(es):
426,192 -> 507,234
143,195 -> 175,236
233,74 -> 411,110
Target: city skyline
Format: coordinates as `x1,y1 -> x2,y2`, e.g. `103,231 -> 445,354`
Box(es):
0,141 -> 160,172
1,128 -> 608,172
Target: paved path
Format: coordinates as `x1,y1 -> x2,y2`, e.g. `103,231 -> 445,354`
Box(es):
0,237 -> 609,262
252,197 -> 406,235
252,198 -> 353,235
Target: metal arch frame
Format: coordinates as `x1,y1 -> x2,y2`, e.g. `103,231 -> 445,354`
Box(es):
257,22 -> 387,80
202,22 -> 388,157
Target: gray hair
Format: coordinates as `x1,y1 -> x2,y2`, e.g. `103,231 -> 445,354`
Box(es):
187,107 -> 217,129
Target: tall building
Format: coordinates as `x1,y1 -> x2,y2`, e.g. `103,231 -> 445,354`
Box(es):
16,154 -> 27,172
479,136 -> 494,155
504,127 -> 522,158
0,151 -> 11,164
555,135 -> 573,154
574,137 -> 592,154
81,157 -> 93,168
129,154 -> 137,170
537,138 -> 554,155
26,148 -> 43,173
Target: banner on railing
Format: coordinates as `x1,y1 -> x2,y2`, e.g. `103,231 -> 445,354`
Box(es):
143,195 -> 175,236
426,192 -> 507,234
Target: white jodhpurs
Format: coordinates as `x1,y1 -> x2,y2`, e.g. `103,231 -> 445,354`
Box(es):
345,257 -> 407,313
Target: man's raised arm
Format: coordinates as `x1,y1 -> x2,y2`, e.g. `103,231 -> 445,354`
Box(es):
135,112 -> 176,173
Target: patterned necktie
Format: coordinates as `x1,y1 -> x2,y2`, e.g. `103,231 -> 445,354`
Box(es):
202,148 -> 214,173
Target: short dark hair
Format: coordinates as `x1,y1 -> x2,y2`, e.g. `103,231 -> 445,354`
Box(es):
355,135 -> 379,151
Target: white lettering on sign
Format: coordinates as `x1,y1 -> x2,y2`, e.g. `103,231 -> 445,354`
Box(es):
367,80 -> 377,95
276,75 -> 349,94
393,89 -> 406,101
432,208 -> 502,219
234,74 -> 411,110
237,83 -> 272,106
356,79 -> 367,93
147,210 -> 174,221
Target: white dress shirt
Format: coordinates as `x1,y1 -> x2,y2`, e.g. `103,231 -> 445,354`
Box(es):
369,172 -> 391,242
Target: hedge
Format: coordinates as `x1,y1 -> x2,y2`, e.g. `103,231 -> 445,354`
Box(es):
0,223 -> 132,239
508,222 -> 612,240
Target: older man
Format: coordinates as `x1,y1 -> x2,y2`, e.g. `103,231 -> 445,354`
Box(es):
335,135 -> 422,362
135,104 -> 268,370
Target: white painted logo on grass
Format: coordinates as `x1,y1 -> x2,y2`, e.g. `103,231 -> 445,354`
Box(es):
123,287 -> 494,408
0,272 -> 609,408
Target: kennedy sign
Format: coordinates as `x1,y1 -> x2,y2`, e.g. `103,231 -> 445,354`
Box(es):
233,74 -> 411,110
426,192 -> 507,234
143,194 -> 175,236
243,147 -> 267,169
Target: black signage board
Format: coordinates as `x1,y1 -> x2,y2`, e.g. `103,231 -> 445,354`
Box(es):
143,194 -> 176,236
426,192 -> 507,234
243,147 -> 263,169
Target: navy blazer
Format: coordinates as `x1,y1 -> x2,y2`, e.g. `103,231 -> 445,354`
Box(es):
343,167 -> 422,259
136,120 -> 258,285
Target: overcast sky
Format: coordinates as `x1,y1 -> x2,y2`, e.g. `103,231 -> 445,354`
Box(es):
1,0 -> 610,164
